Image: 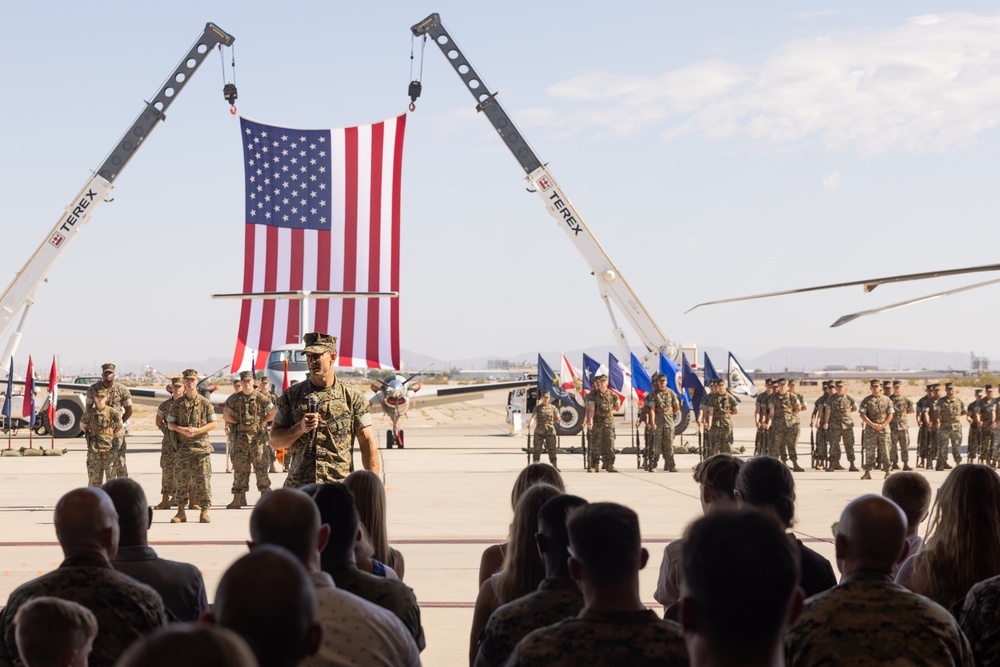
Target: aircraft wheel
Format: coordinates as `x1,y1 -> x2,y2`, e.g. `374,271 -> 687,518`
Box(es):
397,430 -> 404,449
53,400 -> 83,439
674,406 -> 692,436
386,429 -> 396,449
555,402 -> 585,436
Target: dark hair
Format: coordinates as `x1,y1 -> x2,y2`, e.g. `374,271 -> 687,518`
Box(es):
307,483 -> 359,563
102,477 -> 148,545
881,472 -> 931,529
693,454 -> 744,502
567,502 -> 641,580
537,494 -> 588,546
511,463 -> 565,509
735,456 -> 796,528
249,489 -> 320,562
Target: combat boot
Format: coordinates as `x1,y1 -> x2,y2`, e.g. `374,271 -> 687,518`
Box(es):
226,494 -> 242,510
903,463 -> 913,471
605,465 -> 619,473
199,508 -> 211,523
791,461 -> 805,472
884,468 -> 891,479
848,463 -> 859,472
891,462 -> 900,470
170,506 -> 187,523
240,492 -> 248,507
860,470 -> 871,480
832,461 -> 845,471
153,494 -> 172,510
943,462 -> 953,469
188,501 -> 200,510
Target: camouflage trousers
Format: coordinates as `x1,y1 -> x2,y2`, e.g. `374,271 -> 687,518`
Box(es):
990,428 -> 1000,464
231,432 -> 271,494
86,448 -> 115,487
862,428 -> 890,472
813,426 -> 828,467
587,423 -> 615,470
111,434 -> 128,478
283,441 -> 353,488
709,422 -> 733,456
827,425 -> 856,463
889,425 -> 910,464
648,422 -> 674,470
771,424 -> 799,462
937,423 -> 962,467
532,429 -> 557,464
173,448 -> 212,507
159,439 -> 177,496
968,426 -> 982,463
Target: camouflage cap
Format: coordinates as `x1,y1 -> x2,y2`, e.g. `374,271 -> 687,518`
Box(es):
239,371 -> 254,381
182,369 -> 199,379
651,372 -> 664,382
834,381 -> 845,388
94,388 -> 109,398
170,377 -> 182,386
775,378 -> 787,385
821,381 -> 831,388
945,382 -> 954,390
764,378 -> 774,386
788,378 -> 797,385
593,373 -> 608,382
539,390 -> 551,399
931,384 -> 941,390
256,371 -> 269,381
893,380 -> 902,387
987,385 -> 996,390
975,389 -> 983,395
101,363 -> 115,373
303,332 -> 337,354
870,378 -> 881,386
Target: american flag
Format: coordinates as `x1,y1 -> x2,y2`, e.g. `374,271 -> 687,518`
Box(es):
231,114 -> 406,372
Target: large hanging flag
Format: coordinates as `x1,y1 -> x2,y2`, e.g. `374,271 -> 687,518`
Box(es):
21,356 -> 34,428
703,353 -> 721,384
581,353 -> 604,396
608,353 -> 629,404
728,352 -> 759,398
559,354 -> 578,396
630,354 -> 653,407
231,114 -> 407,372
659,354 -> 692,410
47,356 -> 58,431
2,357 -> 12,427
682,353 -> 705,418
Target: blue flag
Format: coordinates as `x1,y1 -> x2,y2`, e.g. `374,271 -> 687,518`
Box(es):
728,352 -> 759,398
608,353 -> 628,403
703,353 -> 721,384
537,355 -> 572,404
3,357 -> 12,427
582,353 -> 602,395
682,353 -> 706,419
660,354 -> 692,409
631,354 -> 653,396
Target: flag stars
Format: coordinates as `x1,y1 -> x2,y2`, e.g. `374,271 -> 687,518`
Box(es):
320,217 -> 327,224
318,136 -> 325,142
300,216 -> 307,223
281,135 -> 288,141
310,191 -> 317,198
319,151 -> 326,157
319,184 -> 327,190
265,195 -> 271,202
310,175 -> 317,182
299,199 -> 306,206
282,198 -> 289,205
261,131 -> 268,138
290,158 -> 297,164
319,167 -> 326,173
291,206 -> 298,214
265,211 -> 271,219
310,207 -> 317,215
319,200 -> 327,207
253,137 -> 260,144
283,215 -> 289,222
282,165 -> 289,172
282,150 -> 288,156
290,142 -> 297,149
245,127 -> 252,135
272,141 -> 279,148
299,136 -> 306,142
309,143 -> 316,150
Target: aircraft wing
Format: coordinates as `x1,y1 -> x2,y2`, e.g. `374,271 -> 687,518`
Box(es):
55,383 -> 231,411
368,379 -> 532,413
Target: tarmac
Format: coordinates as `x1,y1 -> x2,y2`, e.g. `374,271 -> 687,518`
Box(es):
0,389 -> 962,667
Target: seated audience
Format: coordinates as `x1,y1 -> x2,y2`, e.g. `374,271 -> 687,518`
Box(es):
680,509 -> 802,667
114,624 -> 259,667
244,489 -> 421,666
654,453 -> 744,610
344,470 -> 406,579
474,494 -> 588,667
736,456 -> 836,597
787,495 -> 973,666
960,572 -> 1000,666
355,523 -> 400,579
308,483 -> 425,651
478,463 -> 565,586
13,597 -> 97,667
880,471 -> 931,578
505,502 -> 688,666
0,488 -> 167,667
102,477 -> 208,621
204,546 -> 320,667
896,464 -> 1000,614
470,483 -> 563,664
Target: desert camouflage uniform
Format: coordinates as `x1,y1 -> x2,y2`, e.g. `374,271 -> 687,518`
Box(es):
224,390 -> 273,494
276,377 -> 372,487
959,574 -> 1000,666
889,392 -> 913,467
474,576 -> 584,667
645,387 -> 680,471
532,403 -> 559,465
767,392 -> 798,461
0,553 -> 168,667
86,380 -> 132,478
968,396 -> 986,463
984,398 -> 998,465
81,404 -> 122,487
708,393 -> 737,455
825,393 -> 857,466
813,393 -> 829,466
585,388 -> 619,471
156,396 -> 177,496
504,608 -> 688,667
859,394 -> 893,473
326,564 -> 425,651
755,391 -> 771,455
937,395 -> 965,469
167,394 -> 217,508
786,571 -> 974,667
916,394 -> 934,467
788,390 -> 805,462
925,397 -> 942,467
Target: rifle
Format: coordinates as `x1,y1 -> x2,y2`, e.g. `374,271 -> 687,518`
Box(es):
581,428 -> 587,470
860,426 -> 866,470
697,425 -> 704,462
810,424 -> 815,469
584,428 -> 591,470
634,420 -> 642,470
754,426 -> 763,457
526,431 -> 532,466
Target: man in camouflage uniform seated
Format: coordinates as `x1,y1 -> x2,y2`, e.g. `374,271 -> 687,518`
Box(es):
223,370 -> 275,508
643,373 -> 680,472
527,391 -> 559,469
583,374 -> 621,473
167,369 -> 219,524
787,495 -> 973,666
270,332 -> 380,486
81,388 -> 123,487
86,362 -> 132,479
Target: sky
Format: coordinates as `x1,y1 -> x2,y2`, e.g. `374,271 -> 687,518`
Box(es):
2,1 -> 1000,375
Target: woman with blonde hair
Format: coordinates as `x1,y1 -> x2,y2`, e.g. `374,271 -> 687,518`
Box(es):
469,482 -> 564,665
343,469 -> 405,580
896,464 -> 1000,614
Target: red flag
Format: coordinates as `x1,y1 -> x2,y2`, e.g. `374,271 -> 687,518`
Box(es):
22,356 -> 34,427
230,114 -> 407,373
47,356 -> 57,430
282,357 -> 290,392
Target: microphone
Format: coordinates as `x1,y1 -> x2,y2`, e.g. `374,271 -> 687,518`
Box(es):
307,394 -> 319,442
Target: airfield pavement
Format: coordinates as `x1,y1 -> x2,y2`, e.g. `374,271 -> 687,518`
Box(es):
0,382 -> 974,666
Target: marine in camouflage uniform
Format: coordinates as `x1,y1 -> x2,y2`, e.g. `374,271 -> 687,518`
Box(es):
270,332 -> 380,486
81,389 -> 124,487
925,384 -> 943,468
167,369 -> 219,523
887,381 -> 913,471
152,378 -> 183,509
258,374 -> 279,472
935,382 -> 965,470
786,379 -> 806,469
528,391 -> 559,467
85,362 -> 132,478
706,379 -> 737,456
223,370 -> 275,508
823,382 -> 858,472
754,380 -> 774,456
811,382 -> 833,469
959,573 -> 1000,665
858,379 -> 893,480
967,389 -> 984,464
767,379 -> 804,471
915,385 -> 935,468
474,575 -> 583,667
984,385 -> 998,467
643,374 -> 680,472
584,374 -> 620,473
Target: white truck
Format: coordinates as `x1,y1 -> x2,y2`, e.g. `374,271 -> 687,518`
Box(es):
411,14 -> 694,435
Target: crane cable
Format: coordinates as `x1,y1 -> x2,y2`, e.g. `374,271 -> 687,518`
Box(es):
408,33 -> 426,111
219,41 -> 238,115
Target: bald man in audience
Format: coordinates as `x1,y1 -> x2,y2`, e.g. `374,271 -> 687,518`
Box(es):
205,546 -> 320,667
786,495 -> 973,666
246,489 -> 421,667
0,488 -> 167,667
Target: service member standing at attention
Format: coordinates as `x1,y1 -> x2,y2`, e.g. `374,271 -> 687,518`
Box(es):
925,384 -> 943,469
968,389 -> 984,464
167,369 -> 219,523
858,379 -> 894,480
527,391 -> 559,469
258,373 -> 280,473
811,382 -> 833,469
935,382 -> 965,471
152,377 -> 183,510
223,370 -> 275,509
269,332 -> 380,487
915,384 -> 935,469
584,374 -> 621,473
766,379 -> 804,472
889,380 -> 914,471
787,379 -> 807,468
754,379 -> 774,456
984,385 -> 998,467
643,373 -> 680,472
81,388 -> 124,487
823,381 -> 858,472
707,379 -> 737,456
86,362 -> 133,478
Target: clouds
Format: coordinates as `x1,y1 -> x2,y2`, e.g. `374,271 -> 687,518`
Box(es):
538,12 -> 1000,154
